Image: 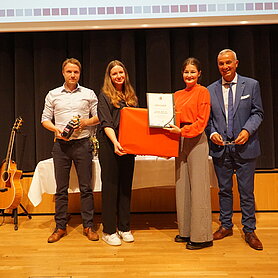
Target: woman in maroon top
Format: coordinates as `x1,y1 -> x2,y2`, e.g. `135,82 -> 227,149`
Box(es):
166,58 -> 213,250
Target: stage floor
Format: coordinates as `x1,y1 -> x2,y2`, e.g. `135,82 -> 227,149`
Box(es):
0,212 -> 278,278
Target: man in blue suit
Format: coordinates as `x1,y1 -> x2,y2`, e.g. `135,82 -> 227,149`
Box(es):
206,49 -> 264,250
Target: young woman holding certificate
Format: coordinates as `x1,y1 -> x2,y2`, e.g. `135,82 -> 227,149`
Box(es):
97,60 -> 138,246
165,58 -> 213,250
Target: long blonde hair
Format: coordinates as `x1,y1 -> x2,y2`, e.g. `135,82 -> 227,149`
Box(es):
102,60 -> 138,108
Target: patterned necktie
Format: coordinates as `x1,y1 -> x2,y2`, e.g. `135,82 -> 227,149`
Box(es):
227,83 -> 234,139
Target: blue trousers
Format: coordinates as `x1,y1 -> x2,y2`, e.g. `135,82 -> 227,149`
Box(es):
213,147 -> 257,233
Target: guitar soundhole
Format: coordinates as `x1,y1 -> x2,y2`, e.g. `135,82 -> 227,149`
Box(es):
1,171 -> 10,182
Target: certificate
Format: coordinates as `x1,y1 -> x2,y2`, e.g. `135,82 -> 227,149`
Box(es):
147,93 -> 175,128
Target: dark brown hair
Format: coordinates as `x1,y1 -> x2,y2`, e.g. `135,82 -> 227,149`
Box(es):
181,57 -> 201,73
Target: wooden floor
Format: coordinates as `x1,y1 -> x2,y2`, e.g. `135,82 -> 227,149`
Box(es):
0,212 -> 278,278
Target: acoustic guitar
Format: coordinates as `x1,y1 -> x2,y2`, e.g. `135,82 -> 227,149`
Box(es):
0,117 -> 23,210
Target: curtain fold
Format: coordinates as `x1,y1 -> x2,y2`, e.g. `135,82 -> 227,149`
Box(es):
0,25 -> 277,171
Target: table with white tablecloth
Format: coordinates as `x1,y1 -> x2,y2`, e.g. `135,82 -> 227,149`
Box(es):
28,156 -> 218,207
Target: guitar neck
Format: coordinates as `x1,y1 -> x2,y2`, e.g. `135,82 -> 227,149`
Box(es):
3,117 -> 23,173
4,129 -> 16,172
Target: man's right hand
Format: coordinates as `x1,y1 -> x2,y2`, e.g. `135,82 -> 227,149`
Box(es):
211,133 -> 224,146
55,128 -> 67,140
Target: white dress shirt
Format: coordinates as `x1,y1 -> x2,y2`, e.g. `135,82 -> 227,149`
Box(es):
41,84 -> 98,139
221,73 -> 238,123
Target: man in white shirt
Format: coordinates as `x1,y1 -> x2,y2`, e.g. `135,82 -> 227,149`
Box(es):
41,58 -> 99,243
206,49 -> 264,250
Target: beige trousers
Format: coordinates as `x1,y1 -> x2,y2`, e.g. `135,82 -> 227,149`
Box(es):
175,132 -> 213,242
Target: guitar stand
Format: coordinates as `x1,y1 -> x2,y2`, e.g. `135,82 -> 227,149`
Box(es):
0,204 -> 32,231
12,204 -> 32,231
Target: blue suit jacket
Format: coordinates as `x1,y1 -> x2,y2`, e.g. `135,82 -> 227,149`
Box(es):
206,75 -> 264,159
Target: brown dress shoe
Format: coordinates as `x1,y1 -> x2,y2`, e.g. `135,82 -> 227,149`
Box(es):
83,227 -> 99,241
213,226 -> 233,240
48,228 -> 66,243
245,232 -> 263,250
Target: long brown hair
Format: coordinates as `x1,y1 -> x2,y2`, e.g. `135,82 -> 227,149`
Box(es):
102,60 -> 138,108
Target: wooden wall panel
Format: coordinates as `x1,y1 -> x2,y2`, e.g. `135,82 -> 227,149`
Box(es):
10,172 -> 278,215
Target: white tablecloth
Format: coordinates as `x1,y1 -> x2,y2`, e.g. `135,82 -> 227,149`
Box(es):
28,156 -> 218,207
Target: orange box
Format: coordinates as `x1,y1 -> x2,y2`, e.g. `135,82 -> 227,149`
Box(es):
118,107 -> 180,157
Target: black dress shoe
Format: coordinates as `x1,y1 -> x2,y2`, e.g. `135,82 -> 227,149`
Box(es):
175,235 -> 190,242
186,240 -> 213,250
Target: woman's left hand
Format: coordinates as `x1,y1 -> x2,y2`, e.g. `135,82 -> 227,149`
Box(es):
114,141 -> 127,156
164,124 -> 181,134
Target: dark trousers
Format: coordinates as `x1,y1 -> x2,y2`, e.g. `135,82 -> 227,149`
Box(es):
213,147 -> 257,233
98,137 -> 135,235
52,138 -> 94,230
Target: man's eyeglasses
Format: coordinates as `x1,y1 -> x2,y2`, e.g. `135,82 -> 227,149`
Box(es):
223,141 -> 235,145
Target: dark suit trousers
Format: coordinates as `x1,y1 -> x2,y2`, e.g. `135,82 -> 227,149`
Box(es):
52,138 -> 94,230
213,146 -> 257,233
98,137 -> 135,235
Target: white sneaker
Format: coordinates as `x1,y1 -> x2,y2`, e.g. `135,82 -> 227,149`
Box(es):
102,233 -> 121,246
118,230 -> 134,242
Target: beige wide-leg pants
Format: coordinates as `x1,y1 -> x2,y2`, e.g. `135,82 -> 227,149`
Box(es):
175,132 -> 213,242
